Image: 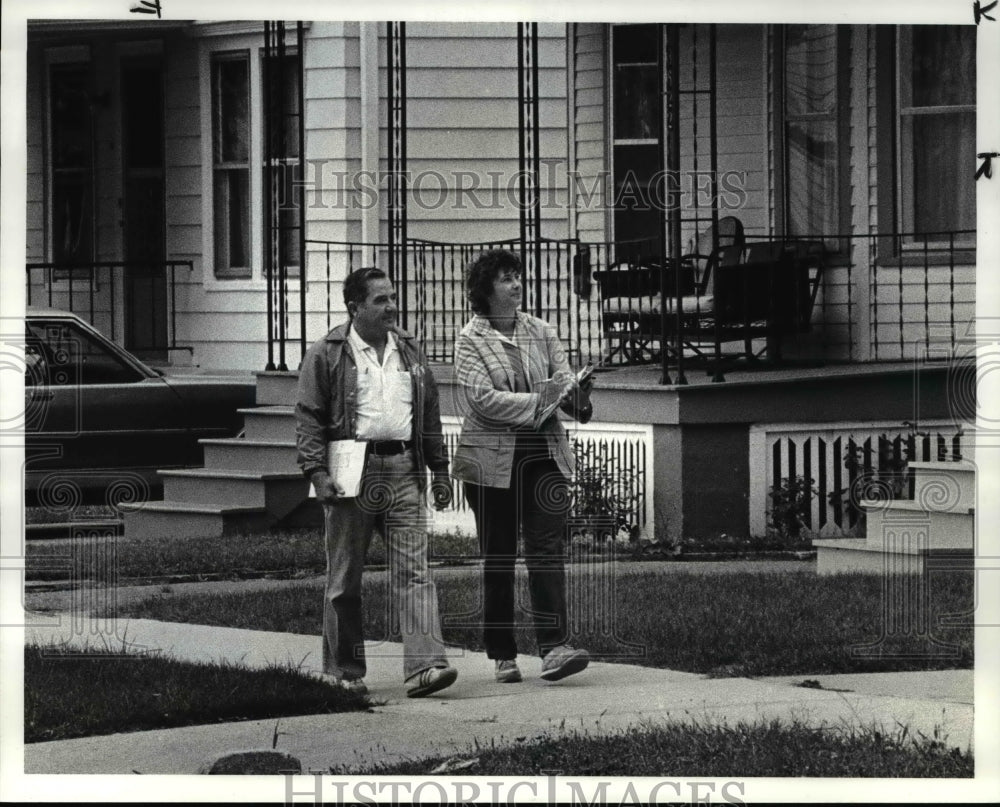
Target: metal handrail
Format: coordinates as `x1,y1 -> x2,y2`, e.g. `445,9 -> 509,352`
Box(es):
25,259 -> 194,352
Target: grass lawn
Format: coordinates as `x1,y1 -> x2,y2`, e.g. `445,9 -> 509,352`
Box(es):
24,645 -> 369,743
26,528 -> 477,582
120,566 -> 973,677
332,720 -> 973,777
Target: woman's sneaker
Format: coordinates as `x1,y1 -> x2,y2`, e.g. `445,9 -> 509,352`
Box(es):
540,645 -> 589,681
495,659 -> 523,683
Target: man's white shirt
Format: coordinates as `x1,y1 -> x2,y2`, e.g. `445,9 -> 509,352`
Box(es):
348,326 -> 413,440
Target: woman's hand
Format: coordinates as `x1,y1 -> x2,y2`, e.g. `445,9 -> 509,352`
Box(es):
538,375 -> 574,414
430,472 -> 454,510
560,371 -> 594,423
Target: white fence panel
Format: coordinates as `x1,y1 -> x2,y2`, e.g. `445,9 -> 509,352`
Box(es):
749,419 -> 973,538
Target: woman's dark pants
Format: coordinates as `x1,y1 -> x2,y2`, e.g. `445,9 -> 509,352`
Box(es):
463,440 -> 570,660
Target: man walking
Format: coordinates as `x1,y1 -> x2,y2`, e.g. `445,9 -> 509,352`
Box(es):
295,266 -> 458,698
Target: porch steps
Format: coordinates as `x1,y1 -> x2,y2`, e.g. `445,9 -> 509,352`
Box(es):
814,460 -> 975,575
159,468 -> 308,521
120,501 -> 272,540
814,538 -> 972,575
241,406 -> 296,441
123,370 -> 315,539
255,371 -> 299,406
201,438 -> 299,473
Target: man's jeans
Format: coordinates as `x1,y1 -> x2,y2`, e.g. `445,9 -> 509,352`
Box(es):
322,449 -> 448,681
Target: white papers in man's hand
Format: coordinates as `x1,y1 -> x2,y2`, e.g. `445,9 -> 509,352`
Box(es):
326,439 -> 368,498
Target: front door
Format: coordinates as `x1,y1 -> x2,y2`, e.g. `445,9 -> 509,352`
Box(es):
120,57 -> 167,360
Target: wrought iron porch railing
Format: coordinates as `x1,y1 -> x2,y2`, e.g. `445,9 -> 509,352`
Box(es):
25,260 -> 194,353
296,230 -> 973,374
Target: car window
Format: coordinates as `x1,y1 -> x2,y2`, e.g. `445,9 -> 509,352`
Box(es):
23,339 -> 49,387
25,319 -> 146,385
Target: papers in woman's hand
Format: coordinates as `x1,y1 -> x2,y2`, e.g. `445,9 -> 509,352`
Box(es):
532,377 -> 571,429
533,365 -> 594,429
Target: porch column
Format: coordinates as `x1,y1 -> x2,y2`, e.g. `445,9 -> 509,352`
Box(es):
517,22 -> 542,317
359,23 -> 381,248
386,21 -> 408,328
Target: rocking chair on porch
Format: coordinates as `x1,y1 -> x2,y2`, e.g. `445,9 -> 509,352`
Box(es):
593,218 -> 825,368
593,216 -> 746,365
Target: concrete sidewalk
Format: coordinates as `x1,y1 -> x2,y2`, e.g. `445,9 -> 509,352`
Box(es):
23,615 -> 974,775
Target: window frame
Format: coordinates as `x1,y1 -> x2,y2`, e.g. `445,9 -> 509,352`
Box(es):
260,47 -> 302,279
45,51 -> 96,268
199,33 -> 303,287
607,22 -> 663,250
895,24 -> 976,247
773,24 -> 851,250
209,48 -> 253,279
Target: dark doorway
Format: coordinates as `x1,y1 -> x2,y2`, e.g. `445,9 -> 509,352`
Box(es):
121,58 -> 167,359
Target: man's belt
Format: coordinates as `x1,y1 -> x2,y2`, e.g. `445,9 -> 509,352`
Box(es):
368,439 -> 414,456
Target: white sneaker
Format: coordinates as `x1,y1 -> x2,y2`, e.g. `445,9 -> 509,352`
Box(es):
540,646 -> 589,681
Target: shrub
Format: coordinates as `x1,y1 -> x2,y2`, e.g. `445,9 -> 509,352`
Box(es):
768,475 -> 818,542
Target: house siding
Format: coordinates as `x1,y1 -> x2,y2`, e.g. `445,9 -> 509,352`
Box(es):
26,47 -> 44,265
700,25 -> 769,243
160,22 -> 364,371
858,25 -> 975,361
572,23 -> 607,245
25,22 -> 975,372
389,22 -> 570,245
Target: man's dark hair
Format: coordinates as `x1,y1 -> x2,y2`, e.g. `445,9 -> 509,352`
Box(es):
343,266 -> 388,315
466,249 -> 521,315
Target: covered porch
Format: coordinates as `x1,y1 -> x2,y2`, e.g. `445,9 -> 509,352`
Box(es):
429,353 -> 972,544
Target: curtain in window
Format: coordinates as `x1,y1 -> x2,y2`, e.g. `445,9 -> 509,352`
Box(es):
905,26 -> 976,235
783,25 -> 839,238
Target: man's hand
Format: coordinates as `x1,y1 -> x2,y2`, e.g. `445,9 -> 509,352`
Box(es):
311,470 -> 345,505
430,472 -> 453,511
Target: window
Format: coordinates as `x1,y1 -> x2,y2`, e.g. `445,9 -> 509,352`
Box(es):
26,319 -> 145,386
898,25 -> 975,239
211,52 -> 251,278
48,63 -> 94,264
777,25 -> 849,241
610,24 -> 662,248
262,50 -> 301,277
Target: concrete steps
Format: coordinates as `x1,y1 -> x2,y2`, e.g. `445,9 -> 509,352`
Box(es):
255,372 -> 299,406
124,373 -> 311,539
815,460 -> 975,574
120,500 -> 272,539
201,438 -> 299,473
240,406 -> 296,441
160,467 -> 309,521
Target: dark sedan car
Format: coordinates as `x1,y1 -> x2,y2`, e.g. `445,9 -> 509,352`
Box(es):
24,308 -> 257,506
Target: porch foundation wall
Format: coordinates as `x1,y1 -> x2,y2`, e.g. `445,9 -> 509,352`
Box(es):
678,424 -> 750,542
436,363 -> 958,546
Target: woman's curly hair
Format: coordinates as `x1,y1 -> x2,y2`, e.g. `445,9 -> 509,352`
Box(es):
465,249 -> 521,315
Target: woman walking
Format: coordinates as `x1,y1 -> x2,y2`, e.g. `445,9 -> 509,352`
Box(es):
451,249 -> 594,684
